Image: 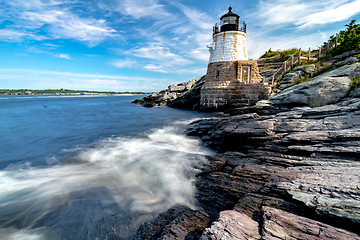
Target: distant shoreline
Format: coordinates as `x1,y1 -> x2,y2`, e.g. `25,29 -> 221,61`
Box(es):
0,89 -> 153,96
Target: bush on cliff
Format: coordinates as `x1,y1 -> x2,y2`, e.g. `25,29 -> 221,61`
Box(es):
350,76 -> 360,90
326,20 -> 360,57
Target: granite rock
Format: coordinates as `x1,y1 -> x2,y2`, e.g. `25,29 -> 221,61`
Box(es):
270,63 -> 360,107
132,77 -> 204,108
261,206 -> 360,240
200,210 -> 261,240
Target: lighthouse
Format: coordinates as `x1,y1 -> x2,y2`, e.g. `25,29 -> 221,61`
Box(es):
208,7 -> 248,62
201,7 -> 270,110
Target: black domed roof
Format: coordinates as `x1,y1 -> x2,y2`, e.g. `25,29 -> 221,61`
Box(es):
220,7 -> 240,20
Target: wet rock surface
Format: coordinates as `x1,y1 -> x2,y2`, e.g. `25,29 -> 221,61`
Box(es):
135,95 -> 360,239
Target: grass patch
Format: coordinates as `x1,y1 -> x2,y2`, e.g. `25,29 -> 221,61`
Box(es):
350,76 -> 360,90
295,76 -> 310,85
313,64 -> 332,78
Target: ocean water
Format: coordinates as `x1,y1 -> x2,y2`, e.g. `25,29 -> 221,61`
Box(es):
0,95 -> 215,240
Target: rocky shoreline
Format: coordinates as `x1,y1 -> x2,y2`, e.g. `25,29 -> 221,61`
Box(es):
133,59 -> 360,239
134,96 -> 360,239
132,77 -> 205,109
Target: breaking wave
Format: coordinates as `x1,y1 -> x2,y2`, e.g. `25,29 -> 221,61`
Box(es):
0,123 -> 211,239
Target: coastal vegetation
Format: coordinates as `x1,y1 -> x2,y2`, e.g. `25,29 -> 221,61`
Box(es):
325,20 -> 360,58
350,76 -> 360,90
261,20 -> 360,63
0,89 -> 152,95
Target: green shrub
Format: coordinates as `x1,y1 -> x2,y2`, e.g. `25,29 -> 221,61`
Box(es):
350,77 -> 360,90
313,64 -> 332,78
295,76 -> 310,85
260,48 -> 299,59
324,20 -> 360,58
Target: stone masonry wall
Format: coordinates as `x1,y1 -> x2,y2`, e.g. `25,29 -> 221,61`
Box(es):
201,83 -> 271,110
205,61 -> 237,87
201,60 -> 270,110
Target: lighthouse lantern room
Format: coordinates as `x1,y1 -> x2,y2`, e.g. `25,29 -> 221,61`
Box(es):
200,7 -> 270,110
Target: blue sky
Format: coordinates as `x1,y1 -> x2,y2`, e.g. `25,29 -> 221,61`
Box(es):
1,0 -> 360,92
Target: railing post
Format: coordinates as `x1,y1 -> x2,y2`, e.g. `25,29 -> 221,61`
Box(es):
291,55 -> 294,68
308,47 -> 311,61
284,61 -> 286,72
319,46 -> 321,58
298,48 -> 301,63
272,75 -> 274,86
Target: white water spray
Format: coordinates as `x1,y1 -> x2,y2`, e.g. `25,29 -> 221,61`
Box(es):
0,123 -> 211,239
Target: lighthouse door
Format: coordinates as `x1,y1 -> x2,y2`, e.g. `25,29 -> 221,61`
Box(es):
242,66 -> 250,83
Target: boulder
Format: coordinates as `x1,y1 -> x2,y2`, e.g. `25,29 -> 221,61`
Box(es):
278,64 -> 317,91
168,84 -> 186,92
293,64 -> 317,76
133,77 -> 204,108
134,206 -> 211,240
350,87 -> 360,98
278,73 -> 300,90
270,63 -> 360,107
265,162 -> 360,231
260,206 -> 360,240
334,57 -> 358,68
200,210 -> 261,240
167,76 -> 206,109
185,79 -> 197,90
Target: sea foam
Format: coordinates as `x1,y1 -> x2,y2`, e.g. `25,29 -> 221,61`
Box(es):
0,123 -> 211,239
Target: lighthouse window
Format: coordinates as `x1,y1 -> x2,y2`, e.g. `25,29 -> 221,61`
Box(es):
222,16 -> 237,25
242,66 -> 250,83
216,65 -> 221,78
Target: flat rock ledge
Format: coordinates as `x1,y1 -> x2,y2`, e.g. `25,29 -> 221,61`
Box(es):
134,95 -> 360,239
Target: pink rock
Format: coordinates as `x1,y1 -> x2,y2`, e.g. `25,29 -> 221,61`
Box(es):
200,210 -> 261,240
261,206 -> 360,240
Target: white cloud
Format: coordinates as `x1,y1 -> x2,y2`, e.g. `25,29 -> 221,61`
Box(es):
189,48 -> 209,62
297,0 -> 360,28
131,45 -> 176,59
317,30 -> 328,41
116,0 -> 170,19
144,64 -> 168,73
0,29 -> 26,41
129,43 -> 193,70
111,59 -> 137,68
1,0 -> 117,45
55,53 -> 71,59
0,29 -> 48,41
256,0 -> 360,28
42,43 -> 62,47
24,10 -> 117,45
175,4 -> 213,30
176,68 -> 207,75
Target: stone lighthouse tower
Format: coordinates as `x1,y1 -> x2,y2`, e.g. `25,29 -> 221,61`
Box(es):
200,7 -> 270,110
